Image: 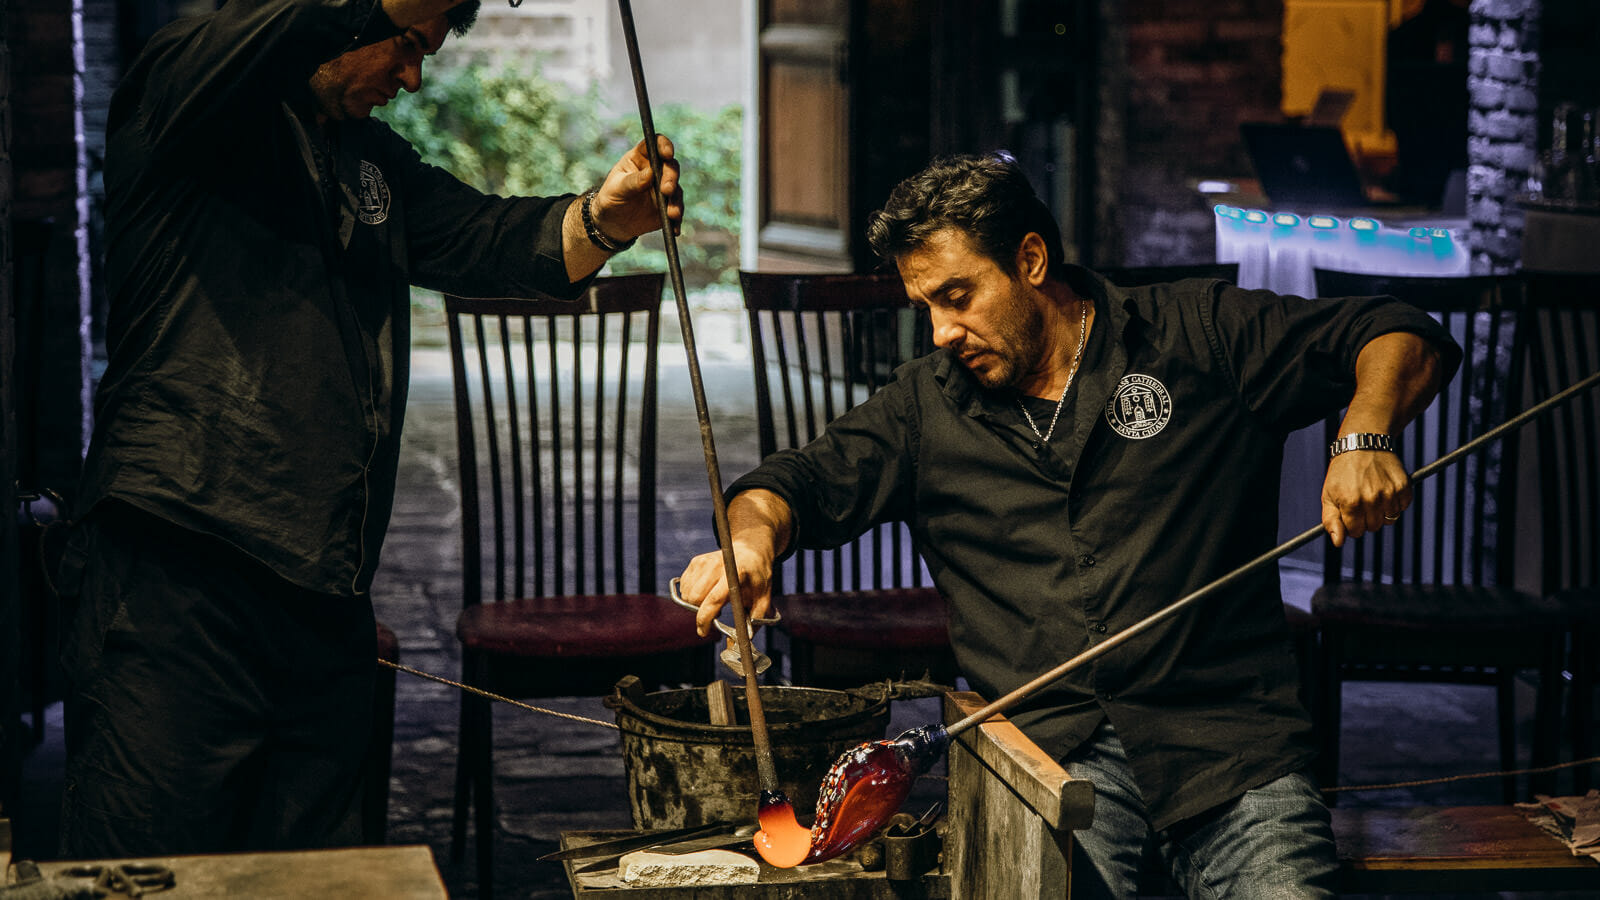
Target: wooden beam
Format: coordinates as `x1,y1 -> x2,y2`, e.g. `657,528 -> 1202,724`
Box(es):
944,691 -> 1094,900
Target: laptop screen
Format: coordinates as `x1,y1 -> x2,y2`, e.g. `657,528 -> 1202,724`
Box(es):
1240,122 -> 1371,209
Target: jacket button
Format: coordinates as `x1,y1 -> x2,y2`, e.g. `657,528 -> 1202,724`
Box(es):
1079,554 -> 1096,568
1095,623 -> 1108,634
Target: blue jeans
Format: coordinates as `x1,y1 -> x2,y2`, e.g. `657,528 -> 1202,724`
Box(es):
1063,719 -> 1337,899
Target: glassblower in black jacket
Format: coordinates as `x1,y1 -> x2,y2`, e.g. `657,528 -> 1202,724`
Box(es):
677,154 -> 1461,899
58,0 -> 681,857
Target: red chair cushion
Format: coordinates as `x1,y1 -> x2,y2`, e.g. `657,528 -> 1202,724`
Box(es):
457,594 -> 715,657
375,620 -> 400,662
778,587 -> 949,650
1313,582 -> 1570,629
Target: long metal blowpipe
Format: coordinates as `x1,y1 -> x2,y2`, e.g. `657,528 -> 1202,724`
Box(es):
612,0 -> 809,865
775,366 -> 1600,868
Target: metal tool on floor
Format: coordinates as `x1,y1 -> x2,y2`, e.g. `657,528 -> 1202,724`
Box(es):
1,861 -> 173,899
52,864 -> 174,898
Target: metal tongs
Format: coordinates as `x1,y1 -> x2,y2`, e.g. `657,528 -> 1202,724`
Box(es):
669,577 -> 780,677
540,821 -> 757,874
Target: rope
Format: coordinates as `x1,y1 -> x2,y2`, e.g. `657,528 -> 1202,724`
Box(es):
378,658 -> 618,730
380,658 -> 1600,798
1324,755 -> 1600,794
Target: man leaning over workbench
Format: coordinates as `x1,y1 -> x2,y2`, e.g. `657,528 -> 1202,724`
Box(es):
678,152 -> 1458,898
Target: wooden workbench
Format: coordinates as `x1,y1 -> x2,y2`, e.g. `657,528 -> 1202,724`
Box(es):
566,690 -> 1600,897
944,691 -> 1093,900
1332,804 -> 1600,894
560,831 -> 948,898
29,844 -> 449,898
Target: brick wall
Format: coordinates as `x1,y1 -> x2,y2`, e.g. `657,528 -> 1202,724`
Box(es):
1467,0 -> 1541,273
1110,0 -> 1284,268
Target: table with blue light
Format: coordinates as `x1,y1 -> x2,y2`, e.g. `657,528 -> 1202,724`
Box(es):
1214,203 -> 1469,296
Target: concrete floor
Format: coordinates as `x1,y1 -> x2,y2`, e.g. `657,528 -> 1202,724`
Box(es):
11,308 -> 1594,898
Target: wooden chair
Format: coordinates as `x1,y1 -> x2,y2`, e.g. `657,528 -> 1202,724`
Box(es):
444,275 -> 717,897
1096,262 -> 1240,286
739,271 -> 957,690
1516,270 -> 1600,793
1309,268 -> 1567,803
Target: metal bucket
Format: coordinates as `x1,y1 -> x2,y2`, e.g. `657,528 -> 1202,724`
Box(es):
604,677 -> 892,829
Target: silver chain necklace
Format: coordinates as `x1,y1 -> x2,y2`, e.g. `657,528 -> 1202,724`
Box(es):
1018,299 -> 1090,444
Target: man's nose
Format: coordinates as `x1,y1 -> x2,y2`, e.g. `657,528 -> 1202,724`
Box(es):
400,60 -> 424,93
930,309 -> 964,348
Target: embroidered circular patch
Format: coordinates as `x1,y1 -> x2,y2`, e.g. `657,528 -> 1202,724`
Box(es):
1104,373 -> 1172,439
358,160 -> 390,225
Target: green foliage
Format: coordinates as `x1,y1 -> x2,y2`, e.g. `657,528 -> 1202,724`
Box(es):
377,63 -> 742,288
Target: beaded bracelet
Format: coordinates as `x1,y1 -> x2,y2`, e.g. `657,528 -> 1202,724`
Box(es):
581,190 -> 636,254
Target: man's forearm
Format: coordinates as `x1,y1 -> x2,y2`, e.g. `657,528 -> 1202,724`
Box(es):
561,196 -> 617,283
1336,331 -> 1446,437
728,488 -> 795,560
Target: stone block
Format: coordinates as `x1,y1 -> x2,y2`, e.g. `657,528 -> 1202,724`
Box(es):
1476,0 -> 1539,20
620,848 -> 760,886
1485,53 -> 1533,83
1482,109 -> 1531,141
1472,79 -> 1506,111
1505,86 -> 1539,115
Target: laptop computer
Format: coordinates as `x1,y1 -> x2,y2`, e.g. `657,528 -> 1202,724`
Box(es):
1240,121 -> 1391,210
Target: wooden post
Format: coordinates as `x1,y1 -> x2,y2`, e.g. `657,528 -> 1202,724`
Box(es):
944,691 -> 1094,900
706,679 -> 738,726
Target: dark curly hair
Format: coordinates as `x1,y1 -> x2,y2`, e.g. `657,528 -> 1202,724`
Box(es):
865,152 -> 1067,281
446,0 -> 481,36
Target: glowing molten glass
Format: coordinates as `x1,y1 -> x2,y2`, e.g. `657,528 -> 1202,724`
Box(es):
754,790 -> 811,867
754,724 -> 949,868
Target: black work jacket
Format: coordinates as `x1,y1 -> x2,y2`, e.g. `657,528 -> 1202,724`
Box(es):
82,0 -> 589,595
730,269 -> 1461,829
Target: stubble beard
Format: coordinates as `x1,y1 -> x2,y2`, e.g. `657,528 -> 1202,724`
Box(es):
963,282 -> 1049,392
308,59 -> 372,121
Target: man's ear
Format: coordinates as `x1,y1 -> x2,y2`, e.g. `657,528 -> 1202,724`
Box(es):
1015,232 -> 1050,287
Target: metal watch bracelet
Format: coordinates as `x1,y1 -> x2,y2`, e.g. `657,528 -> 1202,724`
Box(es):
1328,432 -> 1395,458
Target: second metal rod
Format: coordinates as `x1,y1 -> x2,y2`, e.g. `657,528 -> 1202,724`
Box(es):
947,366 -> 1600,738
614,0 -> 780,791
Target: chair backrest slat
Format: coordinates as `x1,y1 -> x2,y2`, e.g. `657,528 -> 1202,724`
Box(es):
740,271 -> 934,595
446,273 -> 665,606
500,316 -> 526,602
548,319 -> 567,595
524,328 -> 545,598
1312,268 -> 1524,589
1518,271 -> 1600,594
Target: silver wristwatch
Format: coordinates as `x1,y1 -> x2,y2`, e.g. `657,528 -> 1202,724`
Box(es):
1329,432 -> 1395,458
